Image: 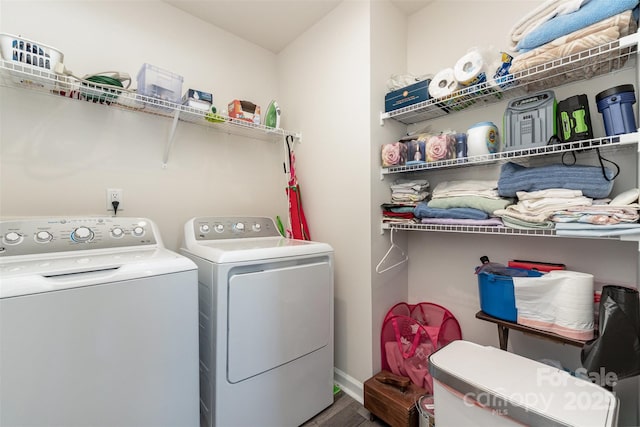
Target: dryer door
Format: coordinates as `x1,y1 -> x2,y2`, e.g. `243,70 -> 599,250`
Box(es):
227,261 -> 332,383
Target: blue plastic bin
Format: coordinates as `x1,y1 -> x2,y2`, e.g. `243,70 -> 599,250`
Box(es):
477,268 -> 543,322
596,84 -> 637,136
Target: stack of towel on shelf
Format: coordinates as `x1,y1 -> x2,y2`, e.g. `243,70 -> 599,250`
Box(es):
413,180 -> 513,226
494,162 -> 640,235
497,161 -> 615,199
508,0 -> 639,87
494,189 -> 592,229
382,179 -> 430,224
553,188 -> 640,236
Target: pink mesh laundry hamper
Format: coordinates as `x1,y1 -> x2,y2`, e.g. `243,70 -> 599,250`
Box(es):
381,302 -> 462,394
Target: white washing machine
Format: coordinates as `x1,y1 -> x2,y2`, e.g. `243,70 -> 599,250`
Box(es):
180,216 -> 334,427
0,217 -> 200,427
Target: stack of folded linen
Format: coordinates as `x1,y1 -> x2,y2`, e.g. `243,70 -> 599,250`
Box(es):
381,203 -> 417,224
508,0 -> 638,86
552,187 -> 640,236
413,180 -> 512,226
390,179 -> 430,204
494,189 -> 593,229
497,162 -> 615,199
381,179 -> 430,224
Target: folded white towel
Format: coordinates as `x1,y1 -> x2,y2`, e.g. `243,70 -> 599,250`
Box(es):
432,180 -> 499,199
516,189 -> 584,200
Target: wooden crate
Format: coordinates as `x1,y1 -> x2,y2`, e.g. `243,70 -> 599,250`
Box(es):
363,371 -> 427,427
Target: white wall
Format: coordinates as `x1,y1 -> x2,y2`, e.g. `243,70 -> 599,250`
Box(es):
370,0 -> 411,376
278,0 -> 373,391
0,0 -> 286,250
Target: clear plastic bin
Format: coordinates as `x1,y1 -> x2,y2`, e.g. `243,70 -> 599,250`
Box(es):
136,63 -> 183,104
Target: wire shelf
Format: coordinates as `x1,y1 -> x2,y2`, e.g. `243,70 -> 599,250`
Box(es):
381,32 -> 639,125
381,222 -> 624,240
381,132 -> 638,175
0,59 -> 297,143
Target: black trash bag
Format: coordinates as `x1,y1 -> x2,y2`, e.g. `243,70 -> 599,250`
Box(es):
581,285 -> 640,386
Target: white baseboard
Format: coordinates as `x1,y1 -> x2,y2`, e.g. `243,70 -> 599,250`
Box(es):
333,367 -> 364,404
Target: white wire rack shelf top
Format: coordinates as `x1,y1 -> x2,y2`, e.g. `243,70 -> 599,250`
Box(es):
381,132 -> 638,175
0,59 -> 297,143
381,32 -> 639,125
381,222 -> 623,240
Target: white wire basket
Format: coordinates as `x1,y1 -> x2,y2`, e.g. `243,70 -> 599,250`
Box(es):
0,33 -> 63,71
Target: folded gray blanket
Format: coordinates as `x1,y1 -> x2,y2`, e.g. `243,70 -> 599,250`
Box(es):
498,162 -> 614,199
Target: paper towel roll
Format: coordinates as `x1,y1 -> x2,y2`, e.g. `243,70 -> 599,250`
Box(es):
454,51 -> 487,87
428,68 -> 461,99
514,270 -> 595,340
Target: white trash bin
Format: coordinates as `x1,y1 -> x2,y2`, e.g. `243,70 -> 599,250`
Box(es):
429,340 -> 618,427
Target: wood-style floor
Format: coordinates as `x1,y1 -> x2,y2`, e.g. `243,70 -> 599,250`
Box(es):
301,391 -> 388,427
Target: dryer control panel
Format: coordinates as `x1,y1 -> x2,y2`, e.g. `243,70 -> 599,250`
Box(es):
0,217 -> 158,257
191,217 -> 280,240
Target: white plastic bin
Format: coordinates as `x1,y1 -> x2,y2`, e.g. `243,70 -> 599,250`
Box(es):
429,340 -> 618,426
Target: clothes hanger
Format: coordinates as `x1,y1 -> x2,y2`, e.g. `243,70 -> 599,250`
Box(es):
376,228 -> 409,274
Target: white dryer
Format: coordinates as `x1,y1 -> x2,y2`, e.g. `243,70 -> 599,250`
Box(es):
180,216 -> 334,427
0,217 -> 199,427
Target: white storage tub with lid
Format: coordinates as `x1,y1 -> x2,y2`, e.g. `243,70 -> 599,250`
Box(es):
429,340 -> 618,426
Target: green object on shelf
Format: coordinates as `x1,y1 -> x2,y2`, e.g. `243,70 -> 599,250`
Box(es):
82,75 -> 123,103
265,100 -> 280,128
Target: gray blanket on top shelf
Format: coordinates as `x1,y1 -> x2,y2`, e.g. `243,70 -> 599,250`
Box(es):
497,162 -> 614,199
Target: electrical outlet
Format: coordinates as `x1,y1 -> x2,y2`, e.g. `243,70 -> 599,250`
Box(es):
106,188 -> 123,211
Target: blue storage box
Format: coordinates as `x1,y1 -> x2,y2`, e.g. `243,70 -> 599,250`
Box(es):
477,268 -> 543,322
596,84 -> 637,136
384,80 -> 430,112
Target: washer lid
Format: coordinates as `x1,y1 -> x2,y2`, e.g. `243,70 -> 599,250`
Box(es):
182,236 -> 333,263
0,248 -> 196,299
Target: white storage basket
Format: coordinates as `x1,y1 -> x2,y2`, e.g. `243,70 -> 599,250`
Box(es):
0,33 -> 63,71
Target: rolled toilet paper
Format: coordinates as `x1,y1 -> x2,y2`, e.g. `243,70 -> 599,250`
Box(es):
454,51 -> 487,87
428,68 -> 461,99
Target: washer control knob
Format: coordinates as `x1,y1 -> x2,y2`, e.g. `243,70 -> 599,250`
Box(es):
4,232 -> 22,244
35,231 -> 53,243
72,226 -> 94,242
214,224 -> 224,233
200,224 -> 210,233
234,222 -> 245,232
252,223 -> 262,232
111,227 -> 124,238
132,226 -> 145,237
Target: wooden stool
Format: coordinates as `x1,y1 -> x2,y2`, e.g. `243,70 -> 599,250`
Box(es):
363,371 -> 427,427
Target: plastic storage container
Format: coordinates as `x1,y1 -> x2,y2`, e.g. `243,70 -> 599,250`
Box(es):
477,268 -> 543,322
596,84 -> 637,136
429,341 -> 619,427
466,121 -> 499,156
0,33 -> 63,71
136,63 -> 184,104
